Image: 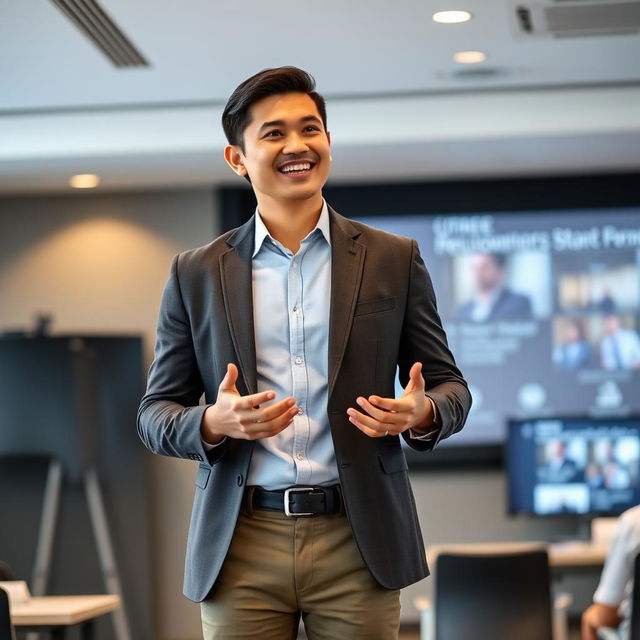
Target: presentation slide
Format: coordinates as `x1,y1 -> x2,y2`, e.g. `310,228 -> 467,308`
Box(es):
356,208 -> 640,447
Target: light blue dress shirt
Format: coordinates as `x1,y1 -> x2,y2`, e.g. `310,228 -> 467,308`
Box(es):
248,201 -> 337,489
202,201 -> 438,485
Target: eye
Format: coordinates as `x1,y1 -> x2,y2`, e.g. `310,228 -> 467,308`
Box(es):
303,125 -> 320,133
264,129 -> 282,138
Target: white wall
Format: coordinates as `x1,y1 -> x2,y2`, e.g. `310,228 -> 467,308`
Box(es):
0,189 -> 599,638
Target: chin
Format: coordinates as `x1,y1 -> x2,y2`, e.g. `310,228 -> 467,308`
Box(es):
287,188 -> 319,199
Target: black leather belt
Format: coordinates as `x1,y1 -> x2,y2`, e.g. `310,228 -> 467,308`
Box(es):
250,485 -> 342,516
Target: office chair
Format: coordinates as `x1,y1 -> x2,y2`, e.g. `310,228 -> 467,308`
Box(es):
0,563 -> 15,582
632,553 -> 640,640
417,543 -> 570,640
0,587 -> 15,640
598,552 -> 640,640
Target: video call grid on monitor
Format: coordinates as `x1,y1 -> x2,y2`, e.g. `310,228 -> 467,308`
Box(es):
506,416 -> 640,517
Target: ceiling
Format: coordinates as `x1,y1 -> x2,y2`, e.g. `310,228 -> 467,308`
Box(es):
1,0 -> 639,194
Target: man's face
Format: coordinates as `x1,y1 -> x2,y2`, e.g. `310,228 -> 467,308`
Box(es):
604,315 -> 620,335
549,440 -> 566,461
226,92 -> 331,204
471,254 -> 504,293
566,322 -> 579,342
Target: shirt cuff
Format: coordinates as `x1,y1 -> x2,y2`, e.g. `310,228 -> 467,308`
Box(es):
409,395 -> 440,440
202,436 -> 227,451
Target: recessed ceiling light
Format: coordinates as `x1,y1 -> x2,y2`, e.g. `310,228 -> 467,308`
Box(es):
70,174 -> 100,189
433,10 -> 472,24
453,50 -> 487,64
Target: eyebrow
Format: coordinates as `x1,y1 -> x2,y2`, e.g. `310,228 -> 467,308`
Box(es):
258,115 -> 323,133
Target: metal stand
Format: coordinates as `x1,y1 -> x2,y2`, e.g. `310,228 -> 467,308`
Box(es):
31,460 -> 63,597
84,467 -> 131,640
30,459 -> 132,640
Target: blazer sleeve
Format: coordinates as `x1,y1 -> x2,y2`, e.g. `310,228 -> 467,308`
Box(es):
398,240 -> 472,452
137,254 -> 227,465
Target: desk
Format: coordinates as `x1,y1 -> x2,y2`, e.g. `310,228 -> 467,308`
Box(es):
11,594 -> 120,639
549,541 -> 608,569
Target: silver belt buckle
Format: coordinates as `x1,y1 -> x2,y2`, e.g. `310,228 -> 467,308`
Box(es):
284,486 -> 316,516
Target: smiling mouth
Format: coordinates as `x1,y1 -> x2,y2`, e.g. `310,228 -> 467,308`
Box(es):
278,161 -> 316,176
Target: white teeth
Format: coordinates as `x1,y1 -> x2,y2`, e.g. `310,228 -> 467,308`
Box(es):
280,162 -> 312,173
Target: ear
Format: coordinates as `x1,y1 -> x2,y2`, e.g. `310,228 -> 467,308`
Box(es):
326,131 -> 332,161
224,145 -> 247,177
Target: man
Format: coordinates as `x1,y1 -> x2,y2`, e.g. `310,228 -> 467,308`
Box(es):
456,252 -> 533,322
600,314 -> 640,371
538,439 -> 581,484
137,67 -> 471,639
582,504 -> 640,640
553,318 -> 591,370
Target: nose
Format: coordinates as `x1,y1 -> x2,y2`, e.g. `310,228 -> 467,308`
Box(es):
282,131 -> 309,155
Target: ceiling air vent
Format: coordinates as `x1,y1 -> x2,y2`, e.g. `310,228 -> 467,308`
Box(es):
512,0 -> 640,38
50,0 -> 149,67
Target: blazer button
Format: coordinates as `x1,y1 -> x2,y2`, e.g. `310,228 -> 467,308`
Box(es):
237,474 -> 244,487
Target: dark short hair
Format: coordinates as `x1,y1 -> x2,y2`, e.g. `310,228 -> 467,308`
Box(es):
222,66 -> 327,151
486,253 -> 507,268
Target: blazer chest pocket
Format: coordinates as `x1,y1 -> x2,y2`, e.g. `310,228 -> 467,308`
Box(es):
354,297 -> 395,317
378,450 -> 409,474
195,464 -> 211,490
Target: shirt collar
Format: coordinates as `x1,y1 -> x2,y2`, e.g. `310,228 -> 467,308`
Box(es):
253,199 -> 331,257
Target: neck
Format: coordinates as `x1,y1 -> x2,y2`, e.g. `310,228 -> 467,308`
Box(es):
256,192 -> 324,253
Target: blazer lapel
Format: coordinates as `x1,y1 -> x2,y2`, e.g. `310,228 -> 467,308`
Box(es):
220,217 -> 257,395
327,208 -> 365,399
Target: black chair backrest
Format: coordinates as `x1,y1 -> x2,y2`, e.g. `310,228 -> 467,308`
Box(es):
435,549 -> 553,640
0,587 -> 14,640
0,563 -> 15,582
631,553 -> 640,640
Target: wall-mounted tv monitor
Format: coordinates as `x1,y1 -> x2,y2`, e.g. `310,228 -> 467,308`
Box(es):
356,207 -> 640,453
507,416 -> 640,516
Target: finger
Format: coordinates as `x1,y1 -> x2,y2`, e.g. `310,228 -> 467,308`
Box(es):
236,389 -> 277,409
367,395 -> 402,412
347,408 -> 395,434
355,397 -> 404,425
218,363 -> 239,392
242,409 -> 297,438
347,412 -> 389,438
244,398 -> 297,423
406,362 -> 425,392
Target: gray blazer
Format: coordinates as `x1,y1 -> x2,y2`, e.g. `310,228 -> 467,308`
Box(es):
137,207 -> 471,602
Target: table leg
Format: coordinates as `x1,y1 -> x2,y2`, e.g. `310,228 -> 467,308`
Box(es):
79,619 -> 95,640
50,626 -> 66,640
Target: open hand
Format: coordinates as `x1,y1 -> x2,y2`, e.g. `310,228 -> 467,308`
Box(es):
346,362 -> 433,438
201,363 -> 299,443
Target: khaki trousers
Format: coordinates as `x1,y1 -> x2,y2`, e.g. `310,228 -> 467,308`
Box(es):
201,496 -> 400,639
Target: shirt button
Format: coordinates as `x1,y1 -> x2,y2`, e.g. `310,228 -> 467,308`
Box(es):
297,408 -> 304,416
294,356 -> 303,365
296,452 -> 304,461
